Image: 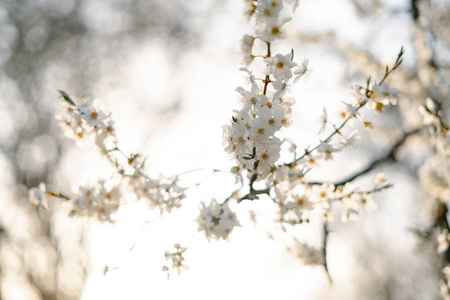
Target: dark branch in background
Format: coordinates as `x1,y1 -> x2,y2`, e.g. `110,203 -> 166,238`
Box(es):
410,0 -> 450,280
313,128 -> 422,283
434,201 -> 450,264
333,127 -> 424,186
411,0 -> 419,21
323,222 -> 332,285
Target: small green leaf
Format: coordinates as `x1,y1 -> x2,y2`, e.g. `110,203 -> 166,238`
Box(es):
58,90 -> 76,106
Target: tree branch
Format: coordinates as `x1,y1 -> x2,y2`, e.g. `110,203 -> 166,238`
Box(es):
323,222 -> 332,285
334,127 -> 424,186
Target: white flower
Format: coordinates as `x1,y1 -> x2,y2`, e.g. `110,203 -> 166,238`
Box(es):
341,207 -> 359,223
312,183 -> 335,203
361,193 -> 377,212
240,34 -> 255,66
341,101 -> 359,118
252,116 -> 271,147
196,199 -> 240,241
265,165 -> 286,186
255,17 -> 290,42
317,141 -> 340,160
146,177 -> 186,214
71,185 -> 97,218
242,0 -> 257,21
293,58 -> 309,83
285,193 -> 314,220
374,172 -> 388,186
371,82 -> 400,105
264,53 -> 297,80
163,244 -> 189,277
318,107 -> 327,134
29,183 -> 49,209
223,121 -> 252,164
418,98 -> 441,126
266,107 -> 285,135
257,0 -> 283,19
95,119 -> 117,153
79,98 -> 109,129
339,130 -> 359,149
256,140 -> 282,173
271,79 -> 291,100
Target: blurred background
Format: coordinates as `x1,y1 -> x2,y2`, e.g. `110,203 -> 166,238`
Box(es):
0,0 -> 449,299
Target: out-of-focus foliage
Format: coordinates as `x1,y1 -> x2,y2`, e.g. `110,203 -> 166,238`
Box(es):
290,0 -> 449,299
0,0 -> 218,299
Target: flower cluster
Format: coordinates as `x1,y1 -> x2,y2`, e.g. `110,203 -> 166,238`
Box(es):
275,176 -> 383,226
127,173 -> 186,214
224,0 -> 305,181
162,244 -> 189,278
222,0 -> 400,243
57,91 -> 117,155
196,199 -> 240,241
33,92 -> 187,223
70,181 -> 123,223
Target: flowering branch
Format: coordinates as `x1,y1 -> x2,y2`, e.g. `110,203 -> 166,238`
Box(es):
29,0 -> 410,285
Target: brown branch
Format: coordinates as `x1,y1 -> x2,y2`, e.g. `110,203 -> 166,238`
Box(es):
333,127 -> 424,186
323,222 -> 332,285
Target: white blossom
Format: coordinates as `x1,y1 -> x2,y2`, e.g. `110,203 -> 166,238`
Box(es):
372,82 -> 401,105
163,244 -> 189,278
255,17 -> 290,42
196,200 -> 240,241
29,183 -> 49,210
264,53 -> 297,80
318,107 -> 327,134
317,141 -> 340,160
293,58 -> 309,83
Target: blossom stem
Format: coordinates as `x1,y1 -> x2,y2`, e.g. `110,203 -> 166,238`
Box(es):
262,42 -> 271,96
47,191 -> 71,201
238,187 -> 271,202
